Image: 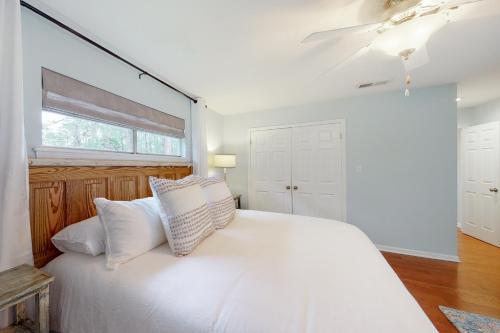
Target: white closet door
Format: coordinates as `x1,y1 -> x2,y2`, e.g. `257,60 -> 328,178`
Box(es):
292,123 -> 345,221
462,122 -> 500,247
250,128 -> 292,214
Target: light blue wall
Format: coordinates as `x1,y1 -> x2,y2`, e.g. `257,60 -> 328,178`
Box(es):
21,8 -> 191,157
223,85 -> 458,256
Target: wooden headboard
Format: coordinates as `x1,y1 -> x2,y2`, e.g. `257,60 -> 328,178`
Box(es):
29,164 -> 192,268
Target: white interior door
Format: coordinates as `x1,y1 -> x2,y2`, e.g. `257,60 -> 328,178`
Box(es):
250,128 -> 292,214
462,122 -> 500,247
292,123 -> 346,221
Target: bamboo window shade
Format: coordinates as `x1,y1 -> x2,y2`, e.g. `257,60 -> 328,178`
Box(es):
41,68 -> 185,138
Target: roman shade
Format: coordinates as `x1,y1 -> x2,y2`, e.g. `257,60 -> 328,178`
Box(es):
42,68 -> 185,138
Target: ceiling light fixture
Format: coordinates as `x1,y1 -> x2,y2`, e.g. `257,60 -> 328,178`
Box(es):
371,14 -> 446,97
373,14 -> 445,56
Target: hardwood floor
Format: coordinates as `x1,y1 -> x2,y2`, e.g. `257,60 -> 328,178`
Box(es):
383,231 -> 500,333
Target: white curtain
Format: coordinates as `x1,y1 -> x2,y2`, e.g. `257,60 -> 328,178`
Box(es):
1,0 -> 32,327
0,1 -> 33,325
0,0 -> 33,277
191,99 -> 208,177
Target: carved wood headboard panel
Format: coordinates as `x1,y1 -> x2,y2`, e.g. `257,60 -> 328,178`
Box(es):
29,165 -> 192,268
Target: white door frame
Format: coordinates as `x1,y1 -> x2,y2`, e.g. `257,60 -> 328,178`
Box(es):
248,119 -> 347,220
460,121 -> 500,246
457,128 -> 462,229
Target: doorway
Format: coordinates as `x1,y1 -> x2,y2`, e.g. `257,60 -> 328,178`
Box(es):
459,121 -> 500,247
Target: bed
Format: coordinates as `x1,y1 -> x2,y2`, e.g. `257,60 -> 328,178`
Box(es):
28,165 -> 436,333
43,209 -> 437,333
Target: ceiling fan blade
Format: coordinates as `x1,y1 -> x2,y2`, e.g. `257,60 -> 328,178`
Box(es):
444,0 -> 493,23
302,22 -> 380,43
329,45 -> 371,72
445,0 -> 486,7
317,32 -> 377,78
359,0 -> 421,23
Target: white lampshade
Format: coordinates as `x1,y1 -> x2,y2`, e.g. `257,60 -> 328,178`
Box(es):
372,15 -> 445,56
214,154 -> 236,168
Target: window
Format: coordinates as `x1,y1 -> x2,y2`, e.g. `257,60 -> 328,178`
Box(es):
42,110 -> 183,157
40,68 -> 186,158
136,130 -> 182,156
42,111 -> 134,152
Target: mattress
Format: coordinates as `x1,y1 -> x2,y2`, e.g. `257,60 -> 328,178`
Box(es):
44,210 -> 437,333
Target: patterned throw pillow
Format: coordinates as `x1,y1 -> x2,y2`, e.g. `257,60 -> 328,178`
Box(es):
149,176 -> 215,256
189,176 -> 235,229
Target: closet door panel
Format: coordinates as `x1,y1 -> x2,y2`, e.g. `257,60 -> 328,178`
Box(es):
250,128 -> 292,214
292,123 -> 345,221
290,127 -> 315,216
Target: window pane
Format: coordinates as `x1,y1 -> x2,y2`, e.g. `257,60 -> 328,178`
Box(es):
137,131 -> 182,156
42,110 -> 133,152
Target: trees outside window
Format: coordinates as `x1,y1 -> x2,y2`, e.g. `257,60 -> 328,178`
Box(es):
42,110 -> 182,156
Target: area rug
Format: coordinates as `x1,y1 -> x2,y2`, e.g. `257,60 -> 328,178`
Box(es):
439,306 -> 500,333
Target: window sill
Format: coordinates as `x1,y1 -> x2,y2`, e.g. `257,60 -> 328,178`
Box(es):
31,147 -> 191,167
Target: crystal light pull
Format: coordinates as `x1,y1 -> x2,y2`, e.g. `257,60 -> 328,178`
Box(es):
404,74 -> 411,97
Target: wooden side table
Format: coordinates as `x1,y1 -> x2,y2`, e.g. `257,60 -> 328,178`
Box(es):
233,194 -> 242,209
0,265 -> 54,333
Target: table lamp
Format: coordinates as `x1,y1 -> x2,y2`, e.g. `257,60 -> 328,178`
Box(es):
214,154 -> 236,182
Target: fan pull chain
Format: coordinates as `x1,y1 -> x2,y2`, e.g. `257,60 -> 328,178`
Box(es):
405,73 -> 411,97
399,48 -> 415,98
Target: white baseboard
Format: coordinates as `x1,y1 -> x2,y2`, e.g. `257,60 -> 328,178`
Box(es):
376,244 -> 460,263
457,222 -> 463,230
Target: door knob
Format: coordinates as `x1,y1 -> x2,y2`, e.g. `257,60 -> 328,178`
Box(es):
293,186 -> 298,190
490,188 -> 499,193
286,186 -> 291,190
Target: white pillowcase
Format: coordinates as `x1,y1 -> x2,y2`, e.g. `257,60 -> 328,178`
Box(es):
149,176 -> 215,256
51,216 -> 105,256
94,197 -> 166,269
189,176 -> 235,229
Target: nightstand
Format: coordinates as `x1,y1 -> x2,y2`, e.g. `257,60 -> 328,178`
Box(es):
233,194 -> 242,209
0,265 -> 54,333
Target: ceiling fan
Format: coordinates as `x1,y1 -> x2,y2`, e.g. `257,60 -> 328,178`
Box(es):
303,0 -> 487,96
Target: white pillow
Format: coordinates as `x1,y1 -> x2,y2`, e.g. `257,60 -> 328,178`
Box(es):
149,176 -> 215,256
51,216 -> 105,256
94,197 -> 166,269
190,176 -> 235,229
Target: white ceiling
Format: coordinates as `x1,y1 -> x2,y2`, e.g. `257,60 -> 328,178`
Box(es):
30,0 -> 500,114
457,62 -> 500,108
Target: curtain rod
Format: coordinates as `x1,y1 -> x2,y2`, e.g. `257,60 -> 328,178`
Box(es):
20,0 -> 198,103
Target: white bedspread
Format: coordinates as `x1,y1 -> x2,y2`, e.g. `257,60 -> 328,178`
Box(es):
44,210 -> 437,333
